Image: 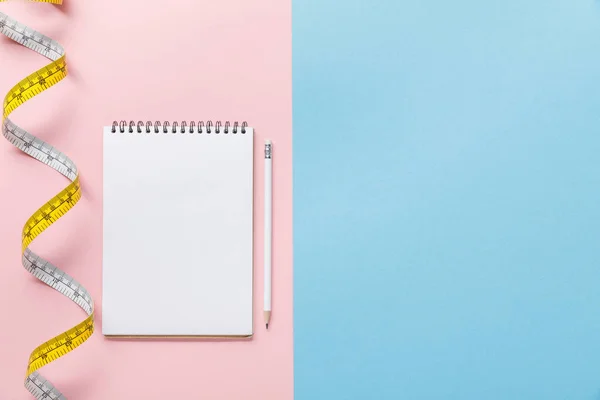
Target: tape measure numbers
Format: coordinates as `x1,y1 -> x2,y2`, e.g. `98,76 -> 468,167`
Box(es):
0,4 -> 94,400
3,57 -> 67,118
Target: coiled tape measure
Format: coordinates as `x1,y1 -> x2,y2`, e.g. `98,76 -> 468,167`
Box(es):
0,1 -> 94,399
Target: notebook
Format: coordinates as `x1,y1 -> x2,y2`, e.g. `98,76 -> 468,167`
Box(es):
102,121 -> 254,337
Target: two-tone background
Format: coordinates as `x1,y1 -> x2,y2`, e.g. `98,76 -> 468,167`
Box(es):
2,0 -> 600,399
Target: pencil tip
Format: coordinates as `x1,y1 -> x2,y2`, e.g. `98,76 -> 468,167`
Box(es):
266,323 -> 269,329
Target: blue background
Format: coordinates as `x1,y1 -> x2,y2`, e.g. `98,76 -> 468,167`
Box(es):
293,1 -> 600,399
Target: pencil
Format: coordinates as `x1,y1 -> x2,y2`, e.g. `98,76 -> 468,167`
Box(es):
264,140 -> 273,329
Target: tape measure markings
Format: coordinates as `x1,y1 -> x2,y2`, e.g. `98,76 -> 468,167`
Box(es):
25,372 -> 64,400
20,188 -> 83,250
1,3 -> 94,399
3,60 -> 67,117
23,250 -> 93,314
0,14 -> 64,58
27,317 -> 93,375
5,121 -> 79,179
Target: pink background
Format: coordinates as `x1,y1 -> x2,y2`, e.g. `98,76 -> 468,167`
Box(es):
0,0 -> 293,398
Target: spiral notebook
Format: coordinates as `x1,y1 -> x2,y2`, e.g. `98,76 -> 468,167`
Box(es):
102,121 -> 254,337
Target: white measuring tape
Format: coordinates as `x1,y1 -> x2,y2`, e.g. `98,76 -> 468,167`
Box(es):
1,4 -> 94,399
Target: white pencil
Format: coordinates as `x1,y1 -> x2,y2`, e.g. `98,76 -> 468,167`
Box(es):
264,140 -> 273,329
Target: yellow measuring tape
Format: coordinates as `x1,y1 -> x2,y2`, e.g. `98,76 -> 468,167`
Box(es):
1,2 -> 94,398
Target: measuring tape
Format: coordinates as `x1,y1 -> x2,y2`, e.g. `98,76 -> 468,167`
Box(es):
0,2 -> 94,399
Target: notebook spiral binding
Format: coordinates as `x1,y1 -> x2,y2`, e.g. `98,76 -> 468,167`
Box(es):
111,120 -> 248,134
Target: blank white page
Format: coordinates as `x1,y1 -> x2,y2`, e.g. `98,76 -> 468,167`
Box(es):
102,126 -> 253,337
